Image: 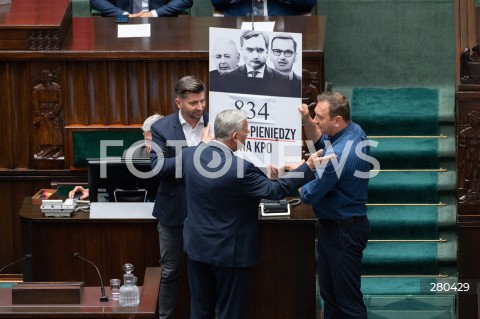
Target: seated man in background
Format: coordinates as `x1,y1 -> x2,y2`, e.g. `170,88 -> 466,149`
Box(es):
68,113 -> 163,200
91,0 -> 193,17
211,0 -> 315,16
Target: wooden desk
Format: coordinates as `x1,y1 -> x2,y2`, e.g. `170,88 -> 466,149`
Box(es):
0,266 -> 161,318
0,0 -> 72,50
19,198 -> 317,318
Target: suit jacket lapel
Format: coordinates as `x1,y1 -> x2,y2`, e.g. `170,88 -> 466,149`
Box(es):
172,111 -> 187,141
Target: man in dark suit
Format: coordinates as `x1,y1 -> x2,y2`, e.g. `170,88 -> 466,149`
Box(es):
181,109 -> 331,319
211,0 -> 316,16
91,0 -> 192,17
270,34 -> 302,90
209,37 -> 240,93
222,31 -> 300,98
149,76 -> 211,319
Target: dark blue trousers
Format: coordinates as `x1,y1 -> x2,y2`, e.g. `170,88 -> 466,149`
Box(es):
317,217 -> 370,319
187,258 -> 252,319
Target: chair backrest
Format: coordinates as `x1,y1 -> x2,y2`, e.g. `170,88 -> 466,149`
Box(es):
114,189 -> 147,202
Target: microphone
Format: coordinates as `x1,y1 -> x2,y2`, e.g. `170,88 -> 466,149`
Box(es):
0,254 -> 32,273
251,0 -> 255,30
73,252 -> 109,302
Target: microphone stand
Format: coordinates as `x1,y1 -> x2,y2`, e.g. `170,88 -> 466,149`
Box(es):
0,254 -> 31,273
251,0 -> 255,30
73,253 -> 109,302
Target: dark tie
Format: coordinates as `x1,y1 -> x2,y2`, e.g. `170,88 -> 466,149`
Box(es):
132,0 -> 143,13
253,1 -> 264,16
248,71 -> 260,78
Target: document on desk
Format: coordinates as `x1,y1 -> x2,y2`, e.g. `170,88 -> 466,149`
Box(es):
117,24 -> 151,38
90,202 -> 155,219
240,21 -> 275,32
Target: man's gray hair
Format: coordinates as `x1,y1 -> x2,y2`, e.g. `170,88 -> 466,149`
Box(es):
214,109 -> 247,140
142,114 -> 163,132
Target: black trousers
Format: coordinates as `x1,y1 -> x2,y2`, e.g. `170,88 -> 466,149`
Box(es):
187,258 -> 252,319
317,217 -> 370,319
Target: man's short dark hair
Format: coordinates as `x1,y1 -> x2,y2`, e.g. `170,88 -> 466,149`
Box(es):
271,34 -> 297,53
240,31 -> 269,50
175,75 -> 205,99
317,92 -> 351,122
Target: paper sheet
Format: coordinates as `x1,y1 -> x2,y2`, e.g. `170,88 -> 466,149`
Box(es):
117,24 -> 151,38
241,21 -> 275,32
90,202 -> 155,219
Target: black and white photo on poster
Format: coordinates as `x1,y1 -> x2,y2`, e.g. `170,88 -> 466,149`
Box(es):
209,27 -> 303,166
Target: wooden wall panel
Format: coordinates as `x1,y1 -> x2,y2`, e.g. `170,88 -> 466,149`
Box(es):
65,61 -> 89,124
0,179 -> 52,271
0,183 -> 14,268
87,61 -> 110,125
126,61 -> 148,123
0,62 -> 13,169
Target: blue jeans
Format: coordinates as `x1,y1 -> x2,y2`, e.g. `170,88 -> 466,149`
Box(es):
157,222 -> 185,319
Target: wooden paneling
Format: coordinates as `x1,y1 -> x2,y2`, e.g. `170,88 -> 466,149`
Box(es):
456,0 -> 480,318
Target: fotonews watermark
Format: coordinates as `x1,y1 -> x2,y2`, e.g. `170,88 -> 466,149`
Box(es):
98,139 -> 380,180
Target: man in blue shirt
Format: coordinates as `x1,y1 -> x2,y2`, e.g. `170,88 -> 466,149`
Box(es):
299,92 -> 373,319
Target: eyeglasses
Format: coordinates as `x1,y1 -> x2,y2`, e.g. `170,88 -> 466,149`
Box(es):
272,49 -> 294,57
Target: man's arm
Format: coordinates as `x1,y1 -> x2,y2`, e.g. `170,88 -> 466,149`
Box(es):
150,121 -> 187,179
300,162 -> 338,205
242,150 -> 330,200
91,0 -> 126,16
152,0 -> 193,17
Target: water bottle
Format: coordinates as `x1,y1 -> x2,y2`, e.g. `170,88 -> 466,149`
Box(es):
119,263 -> 140,306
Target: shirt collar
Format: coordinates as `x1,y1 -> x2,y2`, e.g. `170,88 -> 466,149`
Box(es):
246,65 -> 266,77
179,112 -> 204,129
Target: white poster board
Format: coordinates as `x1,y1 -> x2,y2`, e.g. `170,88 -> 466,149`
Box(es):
209,27 -> 303,167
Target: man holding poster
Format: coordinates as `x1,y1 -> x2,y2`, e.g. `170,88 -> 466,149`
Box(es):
209,27 -> 303,167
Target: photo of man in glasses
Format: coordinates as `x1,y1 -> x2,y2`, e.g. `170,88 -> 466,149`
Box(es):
270,34 -> 302,90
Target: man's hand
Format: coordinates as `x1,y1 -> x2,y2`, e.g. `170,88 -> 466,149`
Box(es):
201,123 -> 214,143
306,149 -> 336,169
298,103 -> 310,118
129,11 -> 153,17
138,11 -> 154,17
68,186 -> 89,200
299,103 -> 322,142
266,164 -> 279,180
